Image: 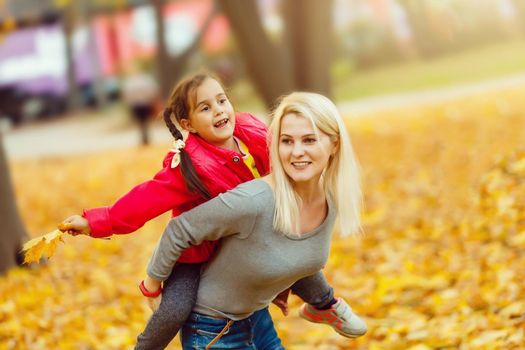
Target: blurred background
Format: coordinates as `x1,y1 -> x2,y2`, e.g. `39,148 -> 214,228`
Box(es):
1,0 -> 525,349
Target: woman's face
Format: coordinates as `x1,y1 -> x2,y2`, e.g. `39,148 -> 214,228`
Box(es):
181,78 -> 235,148
278,113 -> 336,185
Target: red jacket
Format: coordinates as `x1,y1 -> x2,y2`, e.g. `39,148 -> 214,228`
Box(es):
83,112 -> 270,263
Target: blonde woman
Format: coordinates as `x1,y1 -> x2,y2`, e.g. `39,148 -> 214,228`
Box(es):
143,92 -> 365,349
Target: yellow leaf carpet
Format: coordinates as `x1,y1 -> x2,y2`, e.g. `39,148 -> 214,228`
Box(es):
2,86 -> 525,349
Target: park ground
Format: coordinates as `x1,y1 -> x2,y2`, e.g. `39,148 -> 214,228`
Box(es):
2,40 -> 525,349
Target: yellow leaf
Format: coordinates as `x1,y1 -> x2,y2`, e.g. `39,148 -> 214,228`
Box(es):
23,239 -> 46,264
22,230 -> 64,264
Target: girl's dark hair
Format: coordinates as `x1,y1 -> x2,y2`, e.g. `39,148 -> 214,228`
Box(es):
163,73 -> 221,200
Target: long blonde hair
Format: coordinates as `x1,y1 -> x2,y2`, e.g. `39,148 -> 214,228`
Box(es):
269,92 -> 362,236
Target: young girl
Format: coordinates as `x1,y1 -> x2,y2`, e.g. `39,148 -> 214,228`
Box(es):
61,74 -> 366,349
143,91 -> 364,349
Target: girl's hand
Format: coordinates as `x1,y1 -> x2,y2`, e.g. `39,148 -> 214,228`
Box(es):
59,215 -> 91,236
142,276 -> 163,311
144,276 -> 162,292
147,295 -> 162,312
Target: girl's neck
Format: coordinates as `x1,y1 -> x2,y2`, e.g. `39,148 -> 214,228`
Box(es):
211,137 -> 240,153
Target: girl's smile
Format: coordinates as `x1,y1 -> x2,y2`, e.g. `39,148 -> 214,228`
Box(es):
180,78 -> 236,150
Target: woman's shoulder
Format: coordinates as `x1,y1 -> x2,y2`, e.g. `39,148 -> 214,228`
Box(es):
232,178 -> 272,198
217,179 -> 272,209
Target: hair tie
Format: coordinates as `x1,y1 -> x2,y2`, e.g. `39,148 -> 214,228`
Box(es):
170,139 -> 186,168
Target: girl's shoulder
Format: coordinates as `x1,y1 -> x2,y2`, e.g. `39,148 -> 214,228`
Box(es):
235,112 -> 267,131
234,112 -> 268,150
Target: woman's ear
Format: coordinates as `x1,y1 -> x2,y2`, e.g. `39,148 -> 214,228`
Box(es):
180,118 -> 197,133
331,139 -> 339,156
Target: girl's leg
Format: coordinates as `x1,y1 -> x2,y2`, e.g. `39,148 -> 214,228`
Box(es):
135,263 -> 202,350
290,271 -> 334,309
291,271 -> 367,338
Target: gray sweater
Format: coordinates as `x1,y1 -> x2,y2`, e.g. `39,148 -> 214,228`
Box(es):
147,179 -> 336,320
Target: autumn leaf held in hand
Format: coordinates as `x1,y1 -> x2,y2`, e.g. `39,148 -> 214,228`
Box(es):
22,229 -> 65,264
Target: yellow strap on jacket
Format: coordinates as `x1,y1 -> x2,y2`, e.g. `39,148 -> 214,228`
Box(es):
238,139 -> 261,178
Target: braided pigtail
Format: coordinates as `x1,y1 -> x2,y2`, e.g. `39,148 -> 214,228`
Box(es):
163,106 -> 212,200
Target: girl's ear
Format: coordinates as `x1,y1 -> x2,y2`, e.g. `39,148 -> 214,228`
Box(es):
180,118 -> 197,133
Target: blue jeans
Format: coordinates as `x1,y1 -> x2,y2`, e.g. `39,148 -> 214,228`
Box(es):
181,308 -> 284,349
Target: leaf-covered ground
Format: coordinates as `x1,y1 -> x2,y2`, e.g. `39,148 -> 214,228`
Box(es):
2,86 -> 525,349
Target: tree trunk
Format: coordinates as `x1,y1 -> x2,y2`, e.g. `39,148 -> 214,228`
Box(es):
511,0 -> 525,35
219,0 -> 333,108
397,0 -> 439,57
154,0 -> 219,100
153,0 -> 171,100
63,4 -> 81,109
218,0 -> 294,108
282,0 -> 333,97
0,135 -> 28,275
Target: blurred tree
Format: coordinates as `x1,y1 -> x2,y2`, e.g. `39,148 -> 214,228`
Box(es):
511,0 -> 525,35
61,2 -> 82,109
218,0 -> 333,107
0,135 -> 28,275
153,0 -> 218,99
397,0 -> 440,57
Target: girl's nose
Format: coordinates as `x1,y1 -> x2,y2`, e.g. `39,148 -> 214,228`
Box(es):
214,103 -> 224,116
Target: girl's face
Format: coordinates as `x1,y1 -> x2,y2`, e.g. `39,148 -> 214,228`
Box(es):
278,112 -> 336,186
181,78 -> 235,148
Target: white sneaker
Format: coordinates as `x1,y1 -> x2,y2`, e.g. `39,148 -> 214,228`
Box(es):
299,297 -> 367,338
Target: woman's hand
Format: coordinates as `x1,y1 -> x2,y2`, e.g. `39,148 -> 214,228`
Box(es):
59,215 -> 91,236
272,288 -> 290,316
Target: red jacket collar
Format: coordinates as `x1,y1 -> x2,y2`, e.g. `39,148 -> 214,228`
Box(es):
163,112 -> 270,176
185,112 -> 266,165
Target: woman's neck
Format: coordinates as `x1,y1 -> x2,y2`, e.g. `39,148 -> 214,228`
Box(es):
262,175 -> 325,204
293,179 -> 324,205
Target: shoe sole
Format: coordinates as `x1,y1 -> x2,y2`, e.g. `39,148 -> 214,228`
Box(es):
298,309 -> 367,339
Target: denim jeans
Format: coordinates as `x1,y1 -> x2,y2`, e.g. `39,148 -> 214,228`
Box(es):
181,308 -> 285,349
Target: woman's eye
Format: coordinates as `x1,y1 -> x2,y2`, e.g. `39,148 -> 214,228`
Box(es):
304,138 -> 317,144
281,139 -> 292,145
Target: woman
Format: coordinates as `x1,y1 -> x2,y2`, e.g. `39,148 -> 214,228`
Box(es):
143,92 -> 363,349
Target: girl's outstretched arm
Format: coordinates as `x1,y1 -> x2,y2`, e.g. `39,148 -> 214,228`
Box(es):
60,153 -> 200,238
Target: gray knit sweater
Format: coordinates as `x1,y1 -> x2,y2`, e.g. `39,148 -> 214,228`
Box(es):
147,179 -> 336,320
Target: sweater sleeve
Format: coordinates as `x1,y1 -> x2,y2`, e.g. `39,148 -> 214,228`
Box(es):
83,155 -> 200,238
147,181 -> 262,281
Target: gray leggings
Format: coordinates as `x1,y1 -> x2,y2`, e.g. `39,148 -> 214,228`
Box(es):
135,263 -> 334,350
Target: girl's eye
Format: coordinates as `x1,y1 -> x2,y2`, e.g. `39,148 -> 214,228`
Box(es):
219,98 -> 227,104
280,139 -> 292,145
201,106 -> 210,112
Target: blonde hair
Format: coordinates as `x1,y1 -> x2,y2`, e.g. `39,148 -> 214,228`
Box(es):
269,92 -> 362,236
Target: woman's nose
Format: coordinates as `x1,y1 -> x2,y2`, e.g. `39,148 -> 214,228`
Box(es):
292,143 -> 305,157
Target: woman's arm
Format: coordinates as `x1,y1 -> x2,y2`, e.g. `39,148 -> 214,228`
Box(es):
147,181 -> 261,281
